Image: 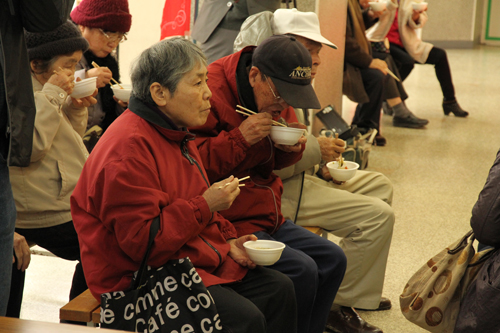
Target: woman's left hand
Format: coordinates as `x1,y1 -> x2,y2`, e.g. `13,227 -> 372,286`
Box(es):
228,235 -> 258,269
71,88 -> 98,108
113,96 -> 128,108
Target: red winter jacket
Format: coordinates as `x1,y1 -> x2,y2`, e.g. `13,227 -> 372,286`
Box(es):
71,98 -> 247,301
190,47 -> 304,236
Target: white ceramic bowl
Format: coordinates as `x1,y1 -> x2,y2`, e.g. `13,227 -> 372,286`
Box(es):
70,77 -> 97,99
111,83 -> 132,102
411,1 -> 428,11
326,160 -> 360,182
270,126 -> 304,145
369,1 -> 387,12
243,240 -> 286,266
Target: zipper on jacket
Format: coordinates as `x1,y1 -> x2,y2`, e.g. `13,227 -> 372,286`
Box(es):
253,182 -> 281,234
199,235 -> 222,265
181,137 -> 222,265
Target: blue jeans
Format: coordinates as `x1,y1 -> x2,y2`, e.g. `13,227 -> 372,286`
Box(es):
254,220 -> 347,333
0,155 -> 16,316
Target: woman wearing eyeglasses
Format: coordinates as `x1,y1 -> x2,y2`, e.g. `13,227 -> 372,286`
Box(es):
71,0 -> 132,151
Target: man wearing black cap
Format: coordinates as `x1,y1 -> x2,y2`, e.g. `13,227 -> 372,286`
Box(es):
190,35 -> 347,333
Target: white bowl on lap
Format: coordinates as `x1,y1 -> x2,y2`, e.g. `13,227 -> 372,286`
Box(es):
111,83 -> 132,102
270,126 -> 304,145
243,240 -> 286,266
70,77 -> 97,99
326,160 -> 359,182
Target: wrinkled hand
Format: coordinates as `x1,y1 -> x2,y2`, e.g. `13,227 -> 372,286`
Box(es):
202,176 -> 240,212
113,96 -> 129,108
228,234 -> 258,269
369,58 -> 388,75
317,136 -> 346,162
274,122 -> 307,152
13,232 -> 31,272
239,112 -> 273,145
320,165 -> 345,185
47,68 -> 75,95
412,8 -> 425,22
87,67 -> 112,88
71,87 -> 98,108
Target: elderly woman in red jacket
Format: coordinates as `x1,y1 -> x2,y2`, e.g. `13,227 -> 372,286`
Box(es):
71,37 -> 297,333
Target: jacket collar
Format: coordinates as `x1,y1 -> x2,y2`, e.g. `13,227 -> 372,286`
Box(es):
128,96 -> 195,142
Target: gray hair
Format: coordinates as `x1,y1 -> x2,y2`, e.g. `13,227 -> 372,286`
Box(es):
131,37 -> 207,104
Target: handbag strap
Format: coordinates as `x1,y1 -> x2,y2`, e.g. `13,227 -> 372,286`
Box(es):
132,216 -> 161,290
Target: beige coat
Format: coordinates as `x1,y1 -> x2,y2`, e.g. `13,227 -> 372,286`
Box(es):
9,77 -> 88,229
365,0 -> 433,64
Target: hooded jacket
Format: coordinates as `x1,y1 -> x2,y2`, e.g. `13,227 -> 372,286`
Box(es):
71,97 -> 247,300
0,0 -> 73,166
190,47 -> 305,236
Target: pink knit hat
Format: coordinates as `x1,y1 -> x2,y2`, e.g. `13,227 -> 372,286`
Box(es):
71,0 -> 132,33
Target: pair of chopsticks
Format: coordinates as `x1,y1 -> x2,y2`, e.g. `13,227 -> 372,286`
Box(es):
218,176 -> 250,189
91,61 -> 124,89
236,105 -> 287,127
335,133 -> 344,167
386,69 -> 401,82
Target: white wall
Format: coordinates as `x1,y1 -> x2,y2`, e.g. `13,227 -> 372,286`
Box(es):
118,0 -> 166,83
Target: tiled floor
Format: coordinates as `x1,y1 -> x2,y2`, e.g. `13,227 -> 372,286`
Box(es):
18,45 -> 500,332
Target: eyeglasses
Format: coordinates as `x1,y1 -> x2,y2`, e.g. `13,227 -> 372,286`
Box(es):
99,29 -> 128,43
265,76 -> 283,103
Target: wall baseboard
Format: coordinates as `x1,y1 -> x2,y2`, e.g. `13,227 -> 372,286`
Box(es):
425,40 -> 476,49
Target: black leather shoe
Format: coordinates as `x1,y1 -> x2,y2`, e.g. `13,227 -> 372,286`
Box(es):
393,113 -> 428,128
355,297 -> 392,311
373,134 -> 386,147
443,101 -> 469,117
325,307 -> 383,333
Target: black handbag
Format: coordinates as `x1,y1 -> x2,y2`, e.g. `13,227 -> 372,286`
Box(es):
100,217 -> 223,332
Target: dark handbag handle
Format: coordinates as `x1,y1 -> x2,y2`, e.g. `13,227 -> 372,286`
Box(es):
447,229 -> 495,267
132,216 -> 161,290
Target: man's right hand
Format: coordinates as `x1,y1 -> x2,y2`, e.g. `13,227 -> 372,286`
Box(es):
239,113 -> 273,145
86,67 -> 113,88
202,176 -> 241,212
369,58 -> 388,75
317,136 -> 346,162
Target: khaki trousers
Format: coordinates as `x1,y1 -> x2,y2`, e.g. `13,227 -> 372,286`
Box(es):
294,170 -> 395,309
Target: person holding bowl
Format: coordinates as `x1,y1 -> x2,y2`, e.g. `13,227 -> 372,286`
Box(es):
8,20 -> 96,313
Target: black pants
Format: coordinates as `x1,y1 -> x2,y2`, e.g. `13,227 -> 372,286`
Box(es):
7,221 -> 88,317
209,267 -> 297,333
372,51 -> 408,101
389,44 -> 455,100
351,67 -> 388,131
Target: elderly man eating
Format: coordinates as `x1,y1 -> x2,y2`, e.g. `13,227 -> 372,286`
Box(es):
190,35 -> 347,333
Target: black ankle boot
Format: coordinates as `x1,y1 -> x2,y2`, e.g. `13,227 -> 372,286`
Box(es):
443,100 -> 469,117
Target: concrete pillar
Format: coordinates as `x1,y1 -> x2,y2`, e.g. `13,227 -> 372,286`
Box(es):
311,0 -> 348,135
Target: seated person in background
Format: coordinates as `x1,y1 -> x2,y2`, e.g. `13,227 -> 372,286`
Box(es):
236,8 -> 394,333
365,0 -> 469,117
191,0 -> 281,64
190,35 -> 347,333
71,0 -> 132,150
454,148 -> 500,332
345,0 -> 428,137
70,37 -> 297,333
8,20 -> 95,314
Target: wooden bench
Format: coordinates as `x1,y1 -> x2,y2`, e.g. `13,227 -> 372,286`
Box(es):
60,289 -> 100,327
60,228 -> 329,326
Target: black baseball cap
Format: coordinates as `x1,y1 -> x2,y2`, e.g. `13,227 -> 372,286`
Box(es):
252,35 -> 321,109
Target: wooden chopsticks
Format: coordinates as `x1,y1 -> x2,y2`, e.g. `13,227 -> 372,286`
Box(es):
236,105 -> 287,127
386,69 -> 401,82
91,61 -> 124,89
218,176 -> 250,189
